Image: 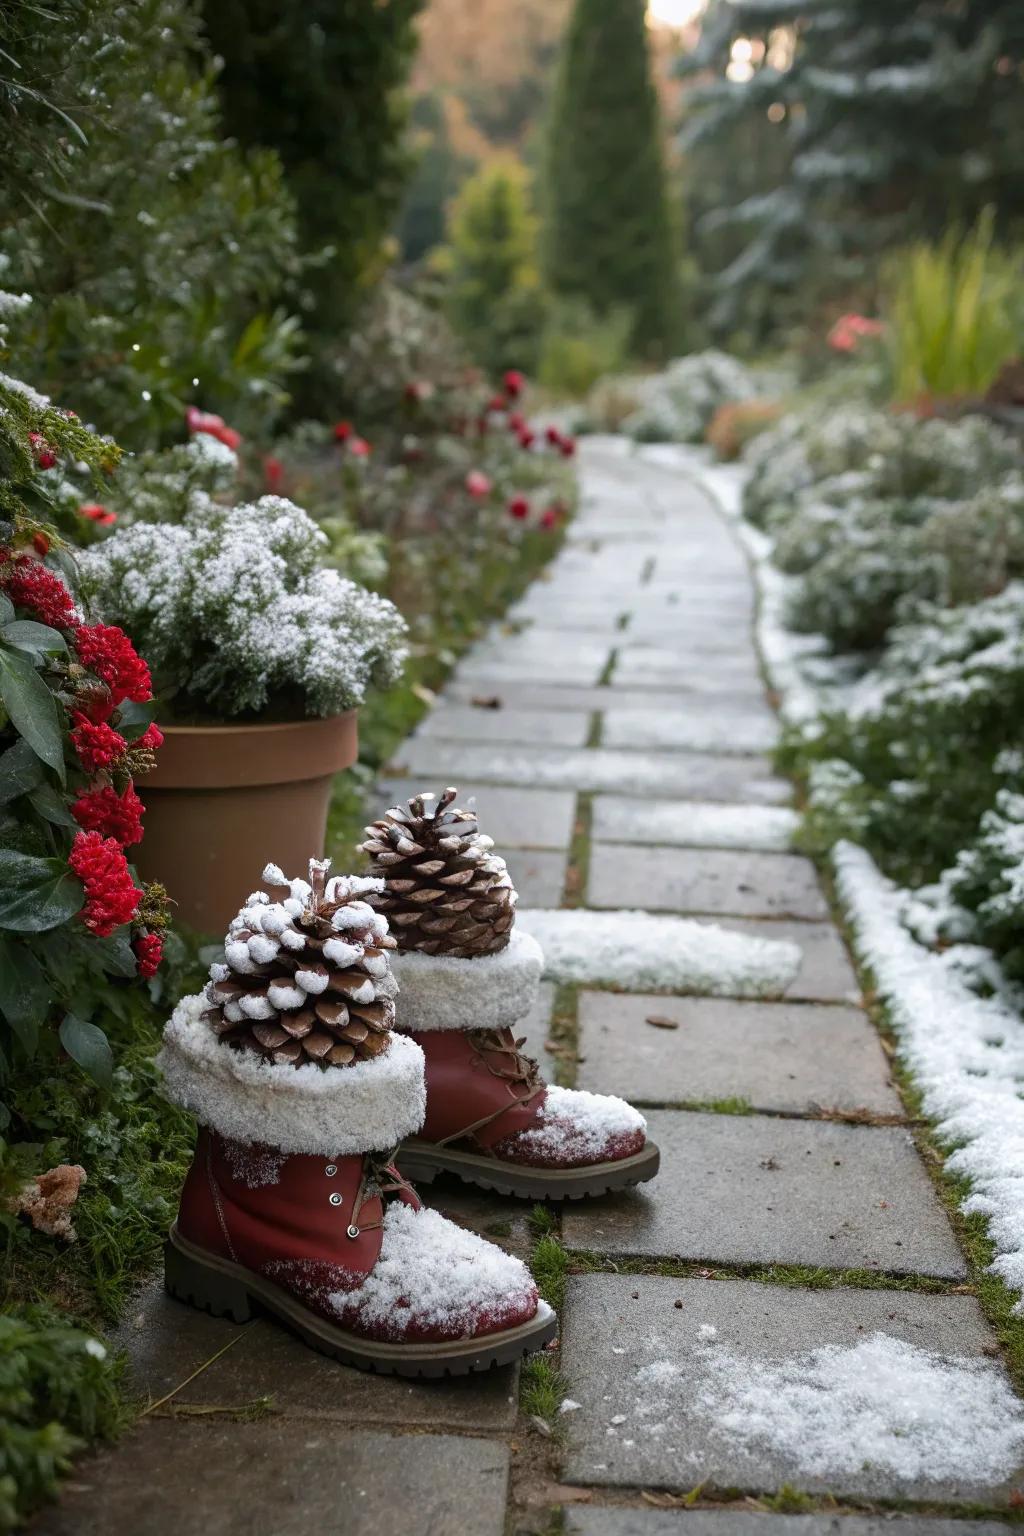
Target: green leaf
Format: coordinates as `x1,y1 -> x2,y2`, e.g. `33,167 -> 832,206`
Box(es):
0,850 -> 83,932
0,646 -> 65,783
0,594 -> 13,625
1,620 -> 68,659
0,739 -> 45,804
90,931 -> 139,980
59,1012 -> 112,1090
116,699 -> 158,742
28,781 -> 79,830
0,938 -> 50,1054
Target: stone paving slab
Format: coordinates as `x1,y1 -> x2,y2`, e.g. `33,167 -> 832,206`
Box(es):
592,797 -> 798,852
606,672 -> 766,700
588,845 -> 829,921
442,682 -> 769,714
373,780 -> 576,851
601,706 -> 778,756
387,745 -> 790,804
709,918 -> 860,1004
505,846 -> 567,906
35,1424 -> 510,1536
562,1111 -> 966,1277
568,1513 -> 1010,1536
472,630 -> 614,671
576,993 -> 901,1116
118,1278 -> 521,1430
613,657 -> 764,692
416,704 -> 591,747
561,1274 -> 1007,1502
515,979 -> 558,1082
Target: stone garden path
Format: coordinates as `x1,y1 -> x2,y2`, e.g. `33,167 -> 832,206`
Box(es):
37,441 -> 1020,1534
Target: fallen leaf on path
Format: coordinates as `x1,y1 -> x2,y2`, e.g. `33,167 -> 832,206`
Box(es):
645,1014 -> 680,1030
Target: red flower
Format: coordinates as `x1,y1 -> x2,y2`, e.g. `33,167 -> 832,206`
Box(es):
485,394 -> 507,415
68,830 -> 141,937
347,436 -> 372,458
507,411 -> 525,433
70,714 -> 127,774
79,502 -> 117,526
264,456 -> 284,493
28,432 -> 57,470
540,506 -> 561,530
518,428 -> 536,450
333,420 -> 353,442
2,556 -> 77,628
134,931 -> 164,979
827,313 -> 884,353
72,784 -> 145,848
503,369 -> 526,399
73,622 -> 151,706
137,722 -> 164,752
508,495 -> 530,521
185,406 -> 242,452
545,426 -> 562,447
465,470 -> 492,498
559,436 -> 576,458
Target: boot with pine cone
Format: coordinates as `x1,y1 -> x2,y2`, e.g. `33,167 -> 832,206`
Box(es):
361,790 -> 660,1200
159,857 -> 555,1375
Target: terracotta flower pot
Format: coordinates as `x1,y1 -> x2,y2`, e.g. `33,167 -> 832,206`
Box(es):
135,712 -> 359,936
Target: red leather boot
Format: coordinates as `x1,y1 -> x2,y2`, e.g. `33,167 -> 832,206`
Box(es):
391,933 -> 661,1200
361,790 -> 660,1201
158,863 -> 556,1376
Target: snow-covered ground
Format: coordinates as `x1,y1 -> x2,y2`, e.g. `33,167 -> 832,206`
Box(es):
657,442 -> 1024,1313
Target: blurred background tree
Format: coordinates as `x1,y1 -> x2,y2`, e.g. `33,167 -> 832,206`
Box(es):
680,0 -> 1024,346
542,0 -> 684,359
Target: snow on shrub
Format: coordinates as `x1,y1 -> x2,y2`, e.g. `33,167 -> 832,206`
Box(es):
622,350 -> 757,444
79,495 -> 408,722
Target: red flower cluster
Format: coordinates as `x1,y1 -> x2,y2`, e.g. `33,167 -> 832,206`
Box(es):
503,370 -> 525,398
68,831 -> 142,937
73,621 -> 152,706
137,721 -> 164,752
71,784 -> 145,848
2,555 -> 77,629
508,495 -> 530,521
465,470 -> 492,499
28,431 -> 57,470
333,420 -> 353,441
79,502 -> 117,526
332,420 -> 371,456
70,714 -> 127,774
264,456 -> 284,493
133,931 -> 164,979
545,425 -> 576,457
185,406 -> 242,451
828,313 -> 884,353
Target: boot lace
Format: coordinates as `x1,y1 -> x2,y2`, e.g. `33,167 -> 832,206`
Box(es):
466,1027 -> 542,1093
347,1146 -> 417,1238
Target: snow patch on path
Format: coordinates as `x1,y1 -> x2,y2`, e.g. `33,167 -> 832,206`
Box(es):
835,840 -> 1024,1307
593,796 -> 798,852
518,907 -> 801,998
632,1332 -> 1024,1486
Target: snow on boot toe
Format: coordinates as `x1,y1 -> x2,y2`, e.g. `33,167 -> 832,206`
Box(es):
492,1085 -> 648,1169
331,1203 -> 539,1344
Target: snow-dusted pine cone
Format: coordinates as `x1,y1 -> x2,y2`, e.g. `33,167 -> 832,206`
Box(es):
202,859 -> 398,1068
359,787 -> 516,958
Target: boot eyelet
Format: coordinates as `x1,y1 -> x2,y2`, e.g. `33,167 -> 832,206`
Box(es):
346,1225 -> 360,1239
328,1193 -> 343,1207
324,1164 -> 337,1176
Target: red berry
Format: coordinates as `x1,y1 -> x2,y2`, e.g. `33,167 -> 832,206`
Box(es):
465,470 -> 492,498
541,507 -> 560,530
79,502 -> 117,526
333,420 -> 353,442
518,428 -> 536,450
508,496 -> 530,521
31,532 -> 50,556
503,369 -> 526,398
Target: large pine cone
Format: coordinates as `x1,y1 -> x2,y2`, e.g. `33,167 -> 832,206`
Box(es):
359,787 -> 516,958
202,860 -> 398,1068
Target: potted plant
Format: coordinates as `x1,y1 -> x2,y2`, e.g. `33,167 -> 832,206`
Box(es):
79,492 -> 407,935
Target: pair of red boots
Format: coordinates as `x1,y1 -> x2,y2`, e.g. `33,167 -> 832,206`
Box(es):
160,796 -> 659,1378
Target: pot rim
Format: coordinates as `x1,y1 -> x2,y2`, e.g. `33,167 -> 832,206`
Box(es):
141,709 -> 359,791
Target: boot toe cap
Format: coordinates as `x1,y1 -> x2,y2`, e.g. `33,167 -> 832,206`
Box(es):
493,1084 -> 648,1169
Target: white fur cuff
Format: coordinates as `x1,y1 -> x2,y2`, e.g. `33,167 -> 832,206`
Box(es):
390,929 -> 544,1033
156,993 -> 426,1155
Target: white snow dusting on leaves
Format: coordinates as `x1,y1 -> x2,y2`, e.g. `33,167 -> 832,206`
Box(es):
835,841 -> 1024,1305
518,907 -> 801,998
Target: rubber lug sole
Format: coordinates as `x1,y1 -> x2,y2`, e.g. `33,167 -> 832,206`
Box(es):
396,1138 -> 660,1201
164,1226 -> 557,1379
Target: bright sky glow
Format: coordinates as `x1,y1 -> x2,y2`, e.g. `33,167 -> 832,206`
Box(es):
647,0 -> 705,27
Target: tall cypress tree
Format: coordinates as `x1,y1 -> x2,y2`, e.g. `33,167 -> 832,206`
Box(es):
542,0 -> 681,359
